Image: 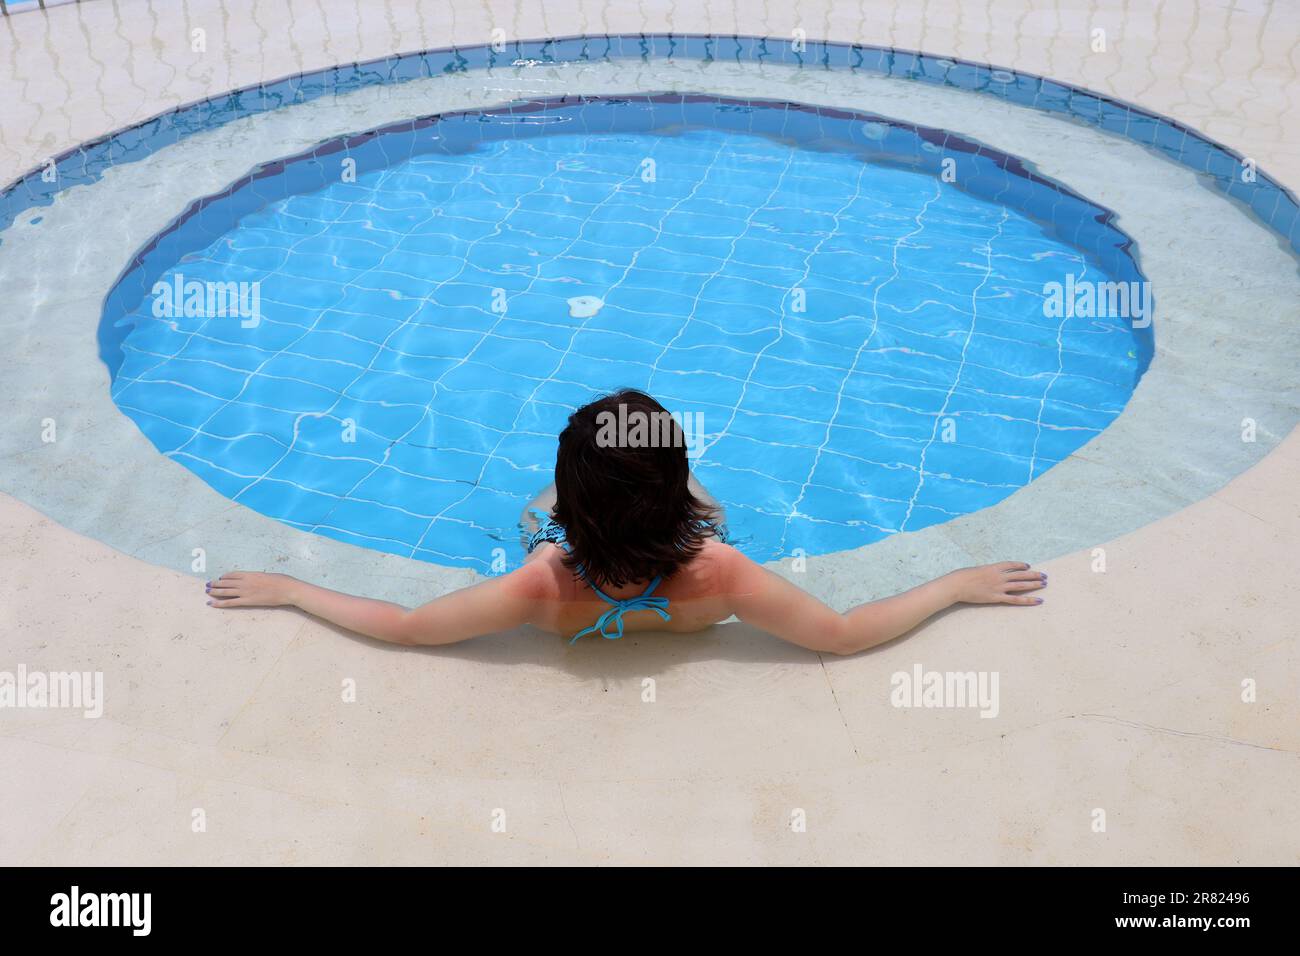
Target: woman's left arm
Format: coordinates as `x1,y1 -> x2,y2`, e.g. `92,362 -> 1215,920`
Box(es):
206,563 -> 548,646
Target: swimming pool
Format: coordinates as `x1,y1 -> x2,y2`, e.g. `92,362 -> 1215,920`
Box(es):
5,34 -> 1296,595
99,93 -> 1150,570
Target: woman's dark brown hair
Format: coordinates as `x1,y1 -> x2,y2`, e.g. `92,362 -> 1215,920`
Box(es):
550,389 -> 714,591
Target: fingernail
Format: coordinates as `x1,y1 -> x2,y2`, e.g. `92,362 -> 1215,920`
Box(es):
1035,597 -> 1044,604
206,600 -> 213,606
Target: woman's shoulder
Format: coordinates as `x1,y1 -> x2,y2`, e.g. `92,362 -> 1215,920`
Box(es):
505,543 -> 572,601
678,536 -> 741,593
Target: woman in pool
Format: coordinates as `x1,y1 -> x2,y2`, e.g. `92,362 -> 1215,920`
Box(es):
205,389 -> 1046,654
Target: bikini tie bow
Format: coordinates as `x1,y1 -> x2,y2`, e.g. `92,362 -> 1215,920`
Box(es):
568,579 -> 671,644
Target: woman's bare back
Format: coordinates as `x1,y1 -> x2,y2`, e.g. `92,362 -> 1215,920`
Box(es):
524,537 -> 737,636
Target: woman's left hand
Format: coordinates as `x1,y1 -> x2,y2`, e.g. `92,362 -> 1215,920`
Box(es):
206,571 -> 298,608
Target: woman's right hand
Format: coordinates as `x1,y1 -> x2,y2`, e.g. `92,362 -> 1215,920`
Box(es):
945,562 -> 1046,606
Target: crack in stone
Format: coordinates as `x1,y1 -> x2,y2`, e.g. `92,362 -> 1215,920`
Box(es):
819,654 -> 861,760
556,782 -> 581,851
1077,713 -> 1297,756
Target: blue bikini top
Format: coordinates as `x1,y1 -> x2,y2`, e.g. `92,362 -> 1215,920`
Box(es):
526,507 -> 671,644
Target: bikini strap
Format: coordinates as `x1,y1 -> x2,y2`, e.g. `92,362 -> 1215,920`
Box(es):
569,576 -> 671,645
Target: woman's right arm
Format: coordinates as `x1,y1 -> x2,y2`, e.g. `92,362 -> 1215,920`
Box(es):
721,548 -> 1045,655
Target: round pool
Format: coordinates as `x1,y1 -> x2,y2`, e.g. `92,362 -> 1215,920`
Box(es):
100,93 -> 1152,570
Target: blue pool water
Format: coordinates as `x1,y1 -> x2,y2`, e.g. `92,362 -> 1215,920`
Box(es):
101,94 -> 1151,571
